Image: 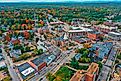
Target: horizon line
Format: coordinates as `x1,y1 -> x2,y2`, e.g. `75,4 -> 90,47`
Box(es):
0,1 -> 121,3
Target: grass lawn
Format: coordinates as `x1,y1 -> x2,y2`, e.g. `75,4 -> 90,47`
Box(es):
47,66 -> 75,81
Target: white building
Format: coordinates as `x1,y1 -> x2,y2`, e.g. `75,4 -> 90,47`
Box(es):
0,61 -> 6,68
68,26 -> 93,38
37,41 -> 47,52
108,32 -> 121,41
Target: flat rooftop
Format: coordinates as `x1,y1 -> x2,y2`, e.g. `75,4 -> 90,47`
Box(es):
17,62 -> 35,79
89,31 -> 102,34
87,63 -> 98,75
70,70 -> 85,81
31,57 -> 44,66
109,32 -> 121,36
68,26 -> 93,33
96,25 -> 117,29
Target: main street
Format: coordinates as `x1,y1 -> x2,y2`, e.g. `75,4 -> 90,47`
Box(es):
29,43 -> 78,81
97,47 -> 117,81
1,47 -> 20,81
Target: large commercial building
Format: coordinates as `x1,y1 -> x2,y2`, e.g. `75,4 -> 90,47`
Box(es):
70,63 -> 99,81
87,31 -> 104,40
89,42 -> 113,60
28,57 -> 47,71
108,32 -> 121,41
68,26 -> 93,38
17,62 -> 36,81
93,25 -> 117,33
85,63 -> 99,81
70,70 -> 85,81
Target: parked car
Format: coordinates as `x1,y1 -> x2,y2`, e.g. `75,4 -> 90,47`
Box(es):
0,49 -> 2,53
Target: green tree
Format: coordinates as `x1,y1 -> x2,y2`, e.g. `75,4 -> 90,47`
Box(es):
117,53 -> 121,60
2,76 -> 12,81
79,57 -> 91,63
19,53 -> 31,60
38,49 -> 43,54
70,58 -> 79,69
33,49 -> 43,55
46,72 -> 56,81
97,61 -> 103,72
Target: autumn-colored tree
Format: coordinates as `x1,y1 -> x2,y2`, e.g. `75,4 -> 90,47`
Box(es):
23,31 -> 30,39
5,35 -> 11,42
26,19 -> 29,24
83,43 -> 92,48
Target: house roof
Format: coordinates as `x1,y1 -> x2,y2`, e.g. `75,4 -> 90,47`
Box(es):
75,53 -> 82,61
54,34 -> 66,41
0,61 -> 6,68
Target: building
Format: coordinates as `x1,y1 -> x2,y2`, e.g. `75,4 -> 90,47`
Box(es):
93,25 -> 117,33
17,62 -> 36,80
68,26 -> 93,38
0,54 -> 4,61
10,49 -> 22,58
44,54 -> 56,65
87,31 -> 104,40
0,61 -> 6,69
108,32 -> 121,41
72,36 -> 91,44
37,40 -> 47,52
37,26 -> 49,34
28,57 -> 46,71
50,22 -> 64,25
74,53 -> 82,61
85,63 -> 99,81
51,33 -> 68,47
70,63 -> 99,81
70,70 -> 85,81
89,42 -> 113,60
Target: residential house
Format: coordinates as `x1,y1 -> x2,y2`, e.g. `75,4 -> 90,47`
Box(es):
10,49 -> 22,58
0,61 -> 6,69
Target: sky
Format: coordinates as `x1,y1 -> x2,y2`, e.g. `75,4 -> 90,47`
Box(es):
0,0 -> 120,2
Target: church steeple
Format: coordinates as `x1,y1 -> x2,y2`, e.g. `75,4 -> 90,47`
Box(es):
63,33 -> 68,40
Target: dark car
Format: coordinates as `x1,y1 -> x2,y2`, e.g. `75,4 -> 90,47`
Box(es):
0,49 -> 2,53
39,78 -> 43,81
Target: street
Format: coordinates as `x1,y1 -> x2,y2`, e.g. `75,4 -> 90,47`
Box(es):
1,48 -> 20,81
29,44 -> 78,81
